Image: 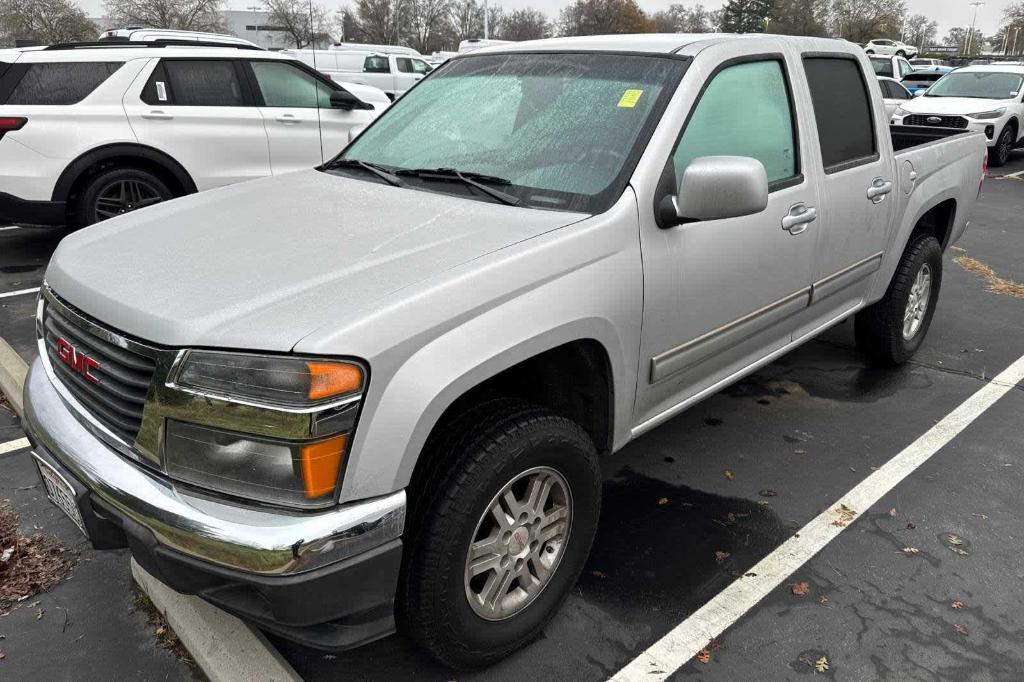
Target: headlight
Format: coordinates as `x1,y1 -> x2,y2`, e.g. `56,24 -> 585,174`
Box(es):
173,350 -> 364,408
166,351 -> 366,508
967,108 -> 1006,120
895,105 -> 910,116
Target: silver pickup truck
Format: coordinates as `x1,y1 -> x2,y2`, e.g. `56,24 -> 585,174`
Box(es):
24,34 -> 987,669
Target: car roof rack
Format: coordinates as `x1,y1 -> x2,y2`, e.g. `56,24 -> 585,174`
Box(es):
44,40 -> 264,51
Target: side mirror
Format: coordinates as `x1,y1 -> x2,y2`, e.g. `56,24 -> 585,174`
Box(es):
330,89 -> 374,111
659,156 -> 769,227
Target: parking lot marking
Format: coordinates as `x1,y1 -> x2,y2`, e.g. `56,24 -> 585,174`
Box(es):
0,437 -> 29,454
611,353 -> 1024,682
0,286 -> 40,299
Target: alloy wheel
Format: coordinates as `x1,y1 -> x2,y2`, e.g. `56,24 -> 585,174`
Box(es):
93,179 -> 164,221
903,263 -> 932,340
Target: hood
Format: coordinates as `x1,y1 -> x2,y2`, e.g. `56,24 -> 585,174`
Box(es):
335,80 -> 391,108
902,96 -> 1012,115
46,170 -> 586,351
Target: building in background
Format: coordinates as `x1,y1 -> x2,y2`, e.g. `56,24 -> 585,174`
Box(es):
222,10 -> 292,49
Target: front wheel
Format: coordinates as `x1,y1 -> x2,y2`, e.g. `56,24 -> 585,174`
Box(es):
896,50 -> 906,57
855,234 -> 943,366
865,49 -> 875,55
991,126 -> 1015,167
398,400 -> 601,670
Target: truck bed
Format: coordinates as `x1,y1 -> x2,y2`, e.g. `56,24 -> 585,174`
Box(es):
890,125 -> 975,152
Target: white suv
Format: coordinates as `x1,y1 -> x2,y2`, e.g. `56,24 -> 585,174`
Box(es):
864,39 -> 918,59
0,42 -> 390,228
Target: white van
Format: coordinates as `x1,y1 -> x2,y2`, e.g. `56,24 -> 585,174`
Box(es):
284,49 -> 433,100
329,42 -> 422,57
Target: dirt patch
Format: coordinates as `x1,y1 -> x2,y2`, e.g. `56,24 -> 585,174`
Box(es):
0,391 -> 10,412
954,255 -> 1024,299
0,502 -> 75,614
132,589 -> 204,679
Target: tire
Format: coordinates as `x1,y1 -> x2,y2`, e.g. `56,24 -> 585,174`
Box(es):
991,125 -> 1015,167
75,166 -> 173,227
398,399 -> 601,670
896,50 -> 906,57
855,233 -> 943,366
865,49 -> 874,55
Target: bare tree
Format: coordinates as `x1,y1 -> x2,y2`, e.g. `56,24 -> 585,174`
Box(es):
559,0 -> 654,36
769,0 -> 831,37
830,0 -> 906,44
264,0 -> 330,48
407,0 -> 452,52
103,0 -> 226,33
499,8 -> 548,41
353,0 -> 407,45
902,13 -> 937,49
651,3 -> 715,33
0,0 -> 96,45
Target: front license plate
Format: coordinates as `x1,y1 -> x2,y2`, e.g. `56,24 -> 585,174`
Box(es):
33,455 -> 87,537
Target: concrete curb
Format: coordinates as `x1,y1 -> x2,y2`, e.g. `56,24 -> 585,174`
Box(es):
0,333 -> 28,418
132,560 -> 302,682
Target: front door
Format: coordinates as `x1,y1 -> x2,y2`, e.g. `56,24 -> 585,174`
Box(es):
635,50 -> 820,430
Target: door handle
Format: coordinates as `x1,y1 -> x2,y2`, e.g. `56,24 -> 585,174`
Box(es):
275,114 -> 301,124
141,111 -> 173,120
782,203 -> 817,235
867,178 -> 894,203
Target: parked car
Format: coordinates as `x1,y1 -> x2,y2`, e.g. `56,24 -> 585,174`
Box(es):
0,42 -> 388,229
329,42 -> 423,57
98,27 -> 259,47
909,58 -> 947,69
865,38 -> 919,58
900,66 -> 955,96
285,49 -> 433,100
870,54 -> 915,81
891,64 -> 1024,166
878,76 -> 913,116
24,34 -> 986,670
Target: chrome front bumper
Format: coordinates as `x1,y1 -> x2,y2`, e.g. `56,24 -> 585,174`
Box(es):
23,358 -> 405,575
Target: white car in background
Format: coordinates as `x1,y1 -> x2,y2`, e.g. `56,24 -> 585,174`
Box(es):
0,42 -> 388,229
890,65 -> 1024,166
283,49 -> 433,100
910,58 -> 946,70
864,38 -> 918,58
877,76 -> 913,117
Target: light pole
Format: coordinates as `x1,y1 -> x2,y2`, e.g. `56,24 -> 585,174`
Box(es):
965,1 -> 984,56
1012,28 -> 1021,57
484,0 -> 489,39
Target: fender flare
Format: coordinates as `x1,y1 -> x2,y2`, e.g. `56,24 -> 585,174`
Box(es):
51,143 -> 197,203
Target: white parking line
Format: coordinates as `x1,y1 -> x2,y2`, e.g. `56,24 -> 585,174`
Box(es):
0,437 -> 30,454
0,286 -> 40,299
611,353 -> 1024,681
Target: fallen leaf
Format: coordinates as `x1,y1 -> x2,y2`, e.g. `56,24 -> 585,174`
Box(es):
35,608 -> 43,620
831,504 -> 856,527
815,656 -> 829,672
952,600 -> 964,609
947,534 -> 964,546
888,508 -> 897,518
590,570 -> 607,579
759,488 -> 777,498
819,595 -> 830,606
696,648 -> 711,664
902,546 -> 920,554
791,581 -> 811,596
725,512 -> 737,523
954,623 -> 968,636
798,654 -> 813,667
155,625 -> 166,636
949,546 -> 969,556
906,522 -> 917,530
657,497 -> 669,506
723,470 -> 735,481
794,449 -> 807,455
0,649 -> 5,660
714,551 -> 730,563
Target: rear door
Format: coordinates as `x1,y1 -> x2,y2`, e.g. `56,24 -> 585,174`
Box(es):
792,53 -> 896,337
634,47 -> 820,428
124,58 -> 270,190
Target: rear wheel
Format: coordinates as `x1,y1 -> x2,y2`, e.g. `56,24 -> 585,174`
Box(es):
896,50 -> 906,57
855,233 -> 943,366
76,167 -> 173,227
865,49 -> 875,54
991,126 -> 1015,167
398,400 -> 601,670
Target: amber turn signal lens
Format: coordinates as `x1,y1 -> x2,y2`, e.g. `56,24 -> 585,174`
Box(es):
306,362 -> 363,401
300,434 -> 347,499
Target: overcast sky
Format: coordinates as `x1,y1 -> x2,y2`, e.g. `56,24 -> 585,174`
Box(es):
82,0 -> 1017,41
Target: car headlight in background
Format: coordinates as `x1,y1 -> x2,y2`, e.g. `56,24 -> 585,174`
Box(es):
967,108 -> 1006,120
165,351 -> 366,509
895,106 -> 910,116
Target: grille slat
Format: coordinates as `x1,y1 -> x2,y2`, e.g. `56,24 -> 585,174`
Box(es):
904,114 -> 968,129
43,299 -> 156,443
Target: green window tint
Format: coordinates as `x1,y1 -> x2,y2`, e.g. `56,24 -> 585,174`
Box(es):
251,61 -> 332,108
672,60 -> 797,186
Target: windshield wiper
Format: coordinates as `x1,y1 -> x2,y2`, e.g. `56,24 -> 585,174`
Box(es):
326,158 -> 405,188
395,167 -> 521,206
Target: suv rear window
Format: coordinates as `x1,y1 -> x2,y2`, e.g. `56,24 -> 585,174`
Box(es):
803,57 -> 877,172
162,60 -> 244,106
5,62 -> 122,105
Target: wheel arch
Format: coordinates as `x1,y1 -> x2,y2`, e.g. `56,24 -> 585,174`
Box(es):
51,143 -> 197,206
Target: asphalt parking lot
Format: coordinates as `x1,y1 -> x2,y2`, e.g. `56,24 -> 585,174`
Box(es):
1,153 -> 1022,680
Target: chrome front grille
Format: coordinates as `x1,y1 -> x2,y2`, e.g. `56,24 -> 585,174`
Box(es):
904,114 -> 968,129
41,295 -> 157,444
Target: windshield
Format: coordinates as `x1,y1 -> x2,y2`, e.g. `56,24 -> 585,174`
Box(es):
333,53 -> 687,213
927,71 -> 1023,99
870,57 -> 894,77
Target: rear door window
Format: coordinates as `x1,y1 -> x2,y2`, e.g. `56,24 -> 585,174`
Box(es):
162,60 -> 244,106
870,58 -> 894,78
5,62 -> 122,105
803,57 -> 877,172
395,58 -> 413,73
364,56 -> 390,74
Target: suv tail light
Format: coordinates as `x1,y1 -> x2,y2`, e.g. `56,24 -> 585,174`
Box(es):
0,117 -> 26,140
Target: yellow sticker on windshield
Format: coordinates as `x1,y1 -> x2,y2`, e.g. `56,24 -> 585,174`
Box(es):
618,89 -> 644,108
